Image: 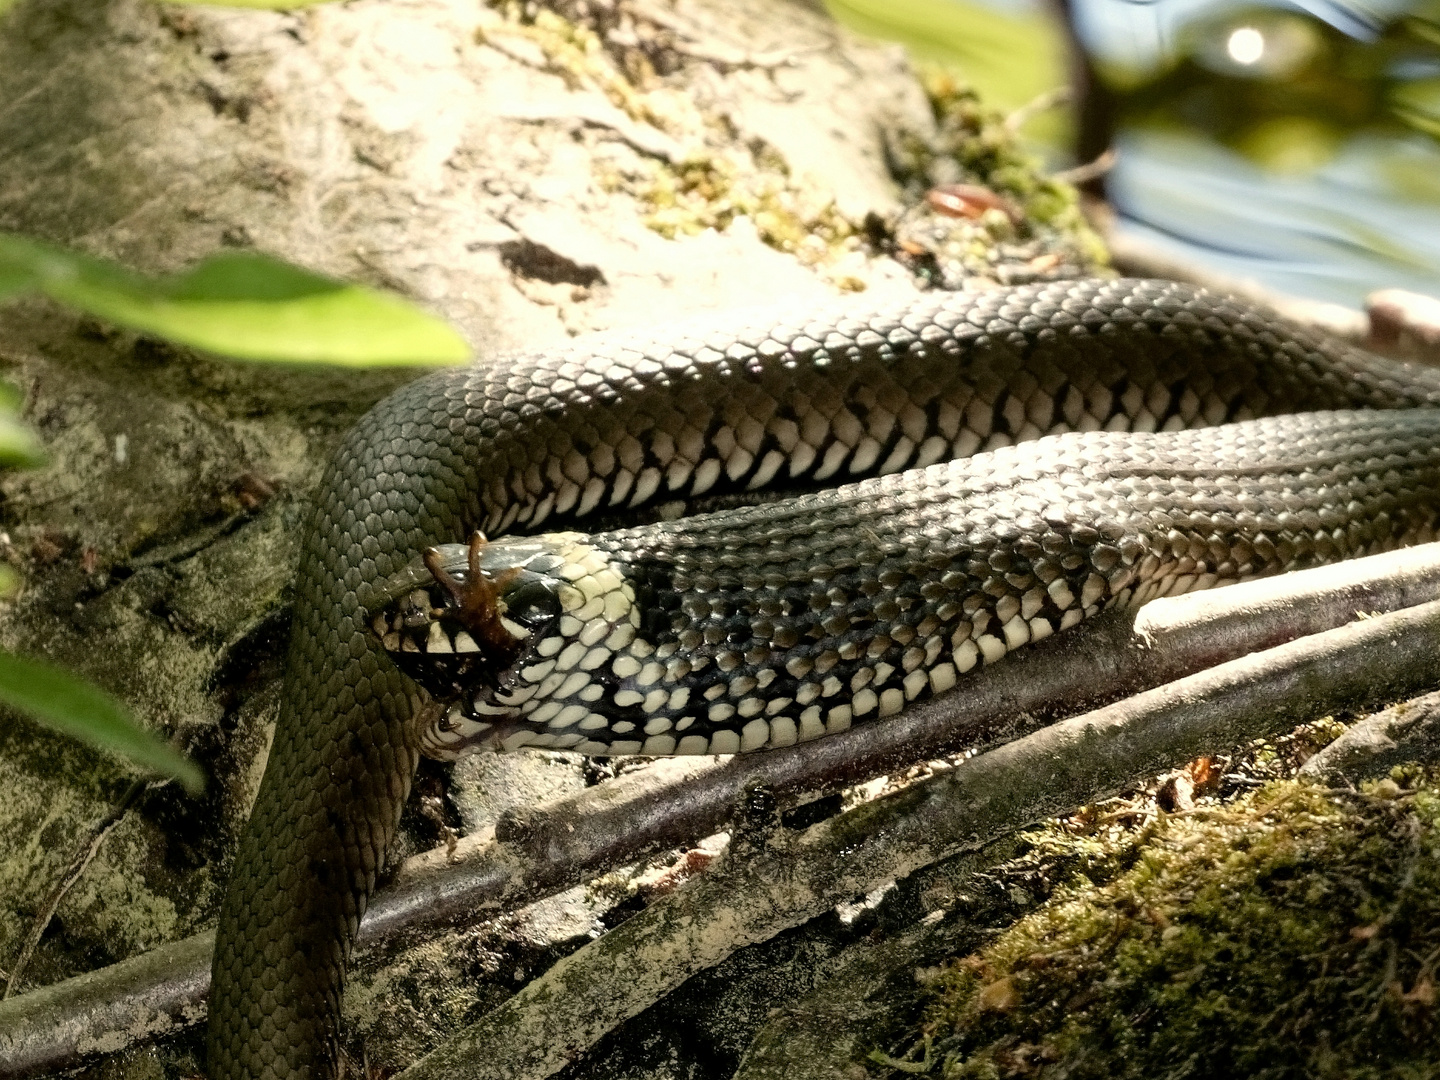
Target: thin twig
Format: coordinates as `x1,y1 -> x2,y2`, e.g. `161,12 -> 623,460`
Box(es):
1004,85 -> 1071,134
5,545 -> 1440,1074
1300,687 -> 1440,781
1052,147 -> 1117,187
3,780 -> 145,1000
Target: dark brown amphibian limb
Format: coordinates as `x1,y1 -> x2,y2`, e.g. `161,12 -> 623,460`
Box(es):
422,534 -> 524,661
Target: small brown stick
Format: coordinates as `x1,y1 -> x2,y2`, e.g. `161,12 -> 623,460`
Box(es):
1052,147 -> 1117,187
1367,288 -> 1440,365
5,544 -> 1440,1075
395,598 -> 1440,1080
1003,85 -> 1071,134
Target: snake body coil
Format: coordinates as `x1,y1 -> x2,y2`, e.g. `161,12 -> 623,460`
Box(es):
208,279 -> 1440,1080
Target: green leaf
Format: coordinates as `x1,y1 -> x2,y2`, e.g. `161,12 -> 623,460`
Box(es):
0,651 -> 205,794
0,234 -> 51,300
0,412 -> 44,468
0,379 -> 43,468
0,261 -> 36,300
0,233 -> 470,367
0,564 -> 17,599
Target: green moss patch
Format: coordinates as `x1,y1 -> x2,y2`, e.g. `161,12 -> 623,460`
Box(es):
641,152 -> 858,267
883,71 -> 1107,284
897,774 -> 1440,1079
893,72 -> 1082,230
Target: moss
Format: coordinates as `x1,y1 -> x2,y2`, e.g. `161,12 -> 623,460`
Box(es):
641,152 -> 857,266
904,73 -> 1069,223
885,70 -> 1109,284
896,771 -> 1440,1080
632,66 -> 1111,287
479,4 -> 660,128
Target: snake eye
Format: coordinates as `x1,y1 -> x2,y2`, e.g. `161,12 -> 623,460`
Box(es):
498,579 -> 561,636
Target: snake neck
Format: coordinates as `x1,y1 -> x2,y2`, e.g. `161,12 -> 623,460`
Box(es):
206,384 -> 472,1080
208,539 -> 423,1080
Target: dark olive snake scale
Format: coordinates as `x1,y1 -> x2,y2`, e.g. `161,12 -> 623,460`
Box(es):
207,278 -> 1440,1080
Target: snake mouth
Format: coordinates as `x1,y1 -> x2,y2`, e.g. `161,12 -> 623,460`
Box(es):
370,531 -> 657,757
369,535 -> 560,690
370,531 -> 647,756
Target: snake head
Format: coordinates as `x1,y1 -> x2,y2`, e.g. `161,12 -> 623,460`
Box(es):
370,532 -> 646,757
368,532 -> 568,705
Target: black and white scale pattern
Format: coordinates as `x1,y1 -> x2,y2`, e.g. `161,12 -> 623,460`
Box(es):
379,409 -> 1440,760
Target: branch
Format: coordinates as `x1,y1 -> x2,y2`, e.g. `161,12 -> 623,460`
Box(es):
4,544 -> 1440,1076
1051,147 -> 1116,188
1300,688 -> 1440,782
396,597 -> 1440,1080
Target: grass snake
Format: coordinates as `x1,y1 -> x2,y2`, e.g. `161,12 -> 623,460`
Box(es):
207,277 -> 1440,1080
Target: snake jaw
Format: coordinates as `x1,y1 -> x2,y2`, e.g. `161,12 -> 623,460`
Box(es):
422,533 -> 527,663
370,535 -> 600,755
373,534 -> 657,758
368,537 -> 534,713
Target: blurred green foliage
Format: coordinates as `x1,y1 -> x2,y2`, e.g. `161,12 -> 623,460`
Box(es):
1,286 -> 210,791
829,0 -> 1439,185
824,0 -> 1071,148
0,379 -> 43,470
1120,2 -> 1440,172
0,232 -> 472,792
0,234 -> 470,367
0,652 -> 205,794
